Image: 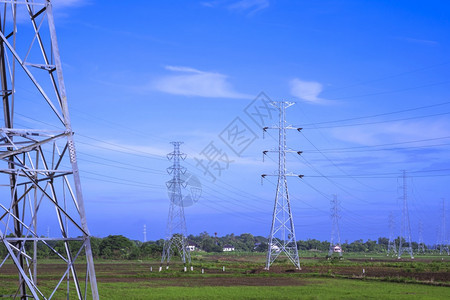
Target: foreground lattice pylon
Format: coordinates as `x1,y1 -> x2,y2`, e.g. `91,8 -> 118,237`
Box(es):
161,142 -> 191,267
0,1 -> 98,299
262,101 -> 302,270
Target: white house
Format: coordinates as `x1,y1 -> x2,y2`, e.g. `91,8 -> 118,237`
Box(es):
333,245 -> 342,253
269,243 -> 280,252
222,244 -> 235,252
186,241 -> 198,252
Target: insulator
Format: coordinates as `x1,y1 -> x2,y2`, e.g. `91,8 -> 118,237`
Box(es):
68,140 -> 76,163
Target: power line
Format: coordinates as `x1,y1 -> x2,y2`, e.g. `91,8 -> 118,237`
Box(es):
327,80 -> 450,101
324,61 -> 450,94
300,131 -> 379,192
302,111 -> 450,129
304,135 -> 450,152
298,100 -> 450,127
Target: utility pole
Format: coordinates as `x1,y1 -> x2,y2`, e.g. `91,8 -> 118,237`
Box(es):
398,171 -> 414,259
262,101 -> 302,270
387,212 -> 397,256
417,221 -> 426,254
438,199 -> 449,255
0,1 -> 98,298
161,142 -> 191,267
328,195 -> 342,258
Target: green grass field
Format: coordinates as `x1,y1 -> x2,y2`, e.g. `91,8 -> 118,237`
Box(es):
1,252 -> 449,299
97,278 -> 449,299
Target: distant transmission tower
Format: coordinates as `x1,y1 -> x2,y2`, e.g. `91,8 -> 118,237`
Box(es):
262,101 -> 302,270
387,212 -> 397,255
0,1 -> 98,299
398,171 -> 414,259
143,224 -> 147,243
438,199 -> 449,255
417,221 -> 426,254
328,195 -> 342,257
161,142 -> 191,266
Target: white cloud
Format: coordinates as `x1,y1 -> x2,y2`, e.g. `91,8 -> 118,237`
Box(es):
319,119 -> 450,173
331,119 -> 450,146
0,1 -> 89,24
289,78 -> 328,104
202,0 -> 269,15
153,66 -> 251,99
396,36 -> 439,46
80,139 -> 169,159
228,0 -> 269,14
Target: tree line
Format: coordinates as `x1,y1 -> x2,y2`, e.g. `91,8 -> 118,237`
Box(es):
0,232 -> 435,260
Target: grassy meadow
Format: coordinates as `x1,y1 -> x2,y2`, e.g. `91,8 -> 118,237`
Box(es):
1,252 -> 449,299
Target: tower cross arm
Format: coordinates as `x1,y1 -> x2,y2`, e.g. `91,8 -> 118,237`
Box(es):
263,126 -> 302,131
263,149 -> 302,154
261,173 -> 304,178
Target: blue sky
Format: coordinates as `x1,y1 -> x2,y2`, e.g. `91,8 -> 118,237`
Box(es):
39,0 -> 450,244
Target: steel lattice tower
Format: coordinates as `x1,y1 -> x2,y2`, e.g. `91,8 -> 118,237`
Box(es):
161,142 -> 191,266
143,224 -> 147,243
328,195 -> 342,257
417,221 -> 425,254
398,170 -> 414,259
387,212 -> 397,255
262,101 -> 302,270
0,1 -> 98,299
438,199 -> 449,255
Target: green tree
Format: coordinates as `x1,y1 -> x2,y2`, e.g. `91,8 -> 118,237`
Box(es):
99,235 -> 135,259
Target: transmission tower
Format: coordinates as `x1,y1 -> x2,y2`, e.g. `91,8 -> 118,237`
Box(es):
438,199 -> 449,255
328,195 -> 342,257
143,224 -> 147,243
0,1 -> 98,299
161,142 -> 191,266
398,170 -> 414,259
417,221 -> 426,254
262,101 -> 302,270
387,212 -> 397,255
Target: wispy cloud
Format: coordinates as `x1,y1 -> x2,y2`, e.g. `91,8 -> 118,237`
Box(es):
52,0 -> 89,8
289,78 -> 329,104
395,36 -> 439,46
78,139 -> 169,159
306,119 -> 450,175
153,66 -> 251,99
331,119 -> 450,146
1,0 -> 88,23
202,0 -> 269,15
228,0 -> 269,14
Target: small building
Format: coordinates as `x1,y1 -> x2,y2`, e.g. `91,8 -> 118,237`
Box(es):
333,245 -> 342,253
186,241 -> 198,252
223,244 -> 235,252
269,243 -> 280,252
